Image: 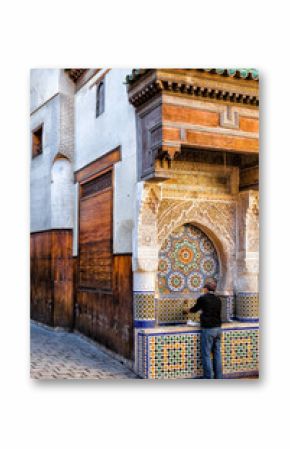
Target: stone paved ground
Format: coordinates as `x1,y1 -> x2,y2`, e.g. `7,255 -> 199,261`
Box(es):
30,322 -> 138,380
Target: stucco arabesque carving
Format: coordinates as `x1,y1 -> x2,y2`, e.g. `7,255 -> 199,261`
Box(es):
158,199 -> 236,252
133,184 -> 161,272
135,186 -> 238,293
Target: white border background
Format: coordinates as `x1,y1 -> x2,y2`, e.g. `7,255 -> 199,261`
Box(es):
1,1 -> 289,448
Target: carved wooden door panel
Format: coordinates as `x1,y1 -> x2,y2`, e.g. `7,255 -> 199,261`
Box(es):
30,232 -> 54,326
75,170 -> 113,337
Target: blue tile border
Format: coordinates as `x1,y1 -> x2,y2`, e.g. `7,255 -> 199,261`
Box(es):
235,317 -> 259,322
134,320 -> 156,328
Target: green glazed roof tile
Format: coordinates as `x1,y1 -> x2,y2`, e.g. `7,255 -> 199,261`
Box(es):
126,68 -> 259,84
204,68 -> 259,80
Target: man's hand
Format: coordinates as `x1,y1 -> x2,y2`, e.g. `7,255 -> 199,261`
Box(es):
183,308 -> 189,315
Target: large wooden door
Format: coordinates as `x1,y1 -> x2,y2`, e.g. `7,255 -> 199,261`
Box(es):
30,232 -> 54,326
74,149 -> 134,359
30,230 -> 73,328
75,170 -> 113,337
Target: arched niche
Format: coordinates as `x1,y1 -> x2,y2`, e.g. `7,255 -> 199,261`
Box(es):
156,222 -> 233,324
51,156 -> 73,228
157,223 -> 220,297
157,201 -> 236,294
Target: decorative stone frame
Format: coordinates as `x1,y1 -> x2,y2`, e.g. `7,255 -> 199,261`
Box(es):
157,195 -> 237,291
132,183 -> 237,328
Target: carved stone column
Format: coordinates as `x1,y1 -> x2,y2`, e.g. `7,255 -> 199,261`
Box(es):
236,190 -> 259,321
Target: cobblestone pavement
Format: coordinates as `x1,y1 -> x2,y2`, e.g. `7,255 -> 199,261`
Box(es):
30,323 -> 138,380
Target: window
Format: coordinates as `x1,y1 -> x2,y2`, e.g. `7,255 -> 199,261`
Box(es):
32,125 -> 43,157
96,81 -> 105,117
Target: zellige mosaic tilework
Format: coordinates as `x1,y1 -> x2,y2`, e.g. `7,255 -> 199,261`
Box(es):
236,292 -> 259,321
134,292 -> 156,328
136,325 -> 259,379
158,224 -> 219,296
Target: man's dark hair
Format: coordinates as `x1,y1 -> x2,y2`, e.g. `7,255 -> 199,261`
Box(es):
204,279 -> 217,292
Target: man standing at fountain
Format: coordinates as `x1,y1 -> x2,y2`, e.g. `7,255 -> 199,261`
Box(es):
185,279 -> 223,379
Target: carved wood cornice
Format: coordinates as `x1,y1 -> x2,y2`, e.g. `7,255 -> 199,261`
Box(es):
127,69 -> 259,108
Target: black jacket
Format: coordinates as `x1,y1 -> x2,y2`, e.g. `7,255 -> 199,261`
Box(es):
189,292 -> 222,328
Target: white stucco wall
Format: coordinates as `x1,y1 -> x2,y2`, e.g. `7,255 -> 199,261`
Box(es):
30,69 -> 75,232
74,69 -> 137,253
31,68 -> 137,252
30,94 -> 60,231
30,69 -> 60,113
51,158 -> 74,228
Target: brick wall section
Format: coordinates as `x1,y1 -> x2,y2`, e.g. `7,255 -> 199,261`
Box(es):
59,93 -> 75,161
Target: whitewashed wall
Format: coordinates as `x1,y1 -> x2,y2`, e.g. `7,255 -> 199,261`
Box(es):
30,69 -> 60,113
30,69 -> 75,232
30,93 -> 60,231
74,69 -> 137,253
51,158 -> 74,228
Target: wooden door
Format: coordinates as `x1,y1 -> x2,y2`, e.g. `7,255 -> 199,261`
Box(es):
75,170 -> 113,337
30,232 -> 54,326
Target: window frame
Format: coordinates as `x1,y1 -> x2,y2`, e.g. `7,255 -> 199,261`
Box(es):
31,124 -> 44,158
96,80 -> 105,118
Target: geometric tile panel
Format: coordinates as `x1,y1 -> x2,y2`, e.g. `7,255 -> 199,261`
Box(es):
147,333 -> 203,379
222,328 -> 259,375
157,298 -> 199,324
134,292 -> 155,321
157,295 -> 234,324
158,224 -> 219,298
236,292 -> 259,321
136,326 -> 259,379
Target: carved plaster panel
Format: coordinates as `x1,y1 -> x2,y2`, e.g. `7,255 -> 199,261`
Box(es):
157,199 -> 236,251
156,198 -> 237,293
133,183 -> 160,272
237,190 -> 259,255
134,181 -> 243,293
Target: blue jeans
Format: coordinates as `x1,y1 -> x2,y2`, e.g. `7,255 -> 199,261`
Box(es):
201,328 -> 223,379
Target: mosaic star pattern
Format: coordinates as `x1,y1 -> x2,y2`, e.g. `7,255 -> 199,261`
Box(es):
158,224 -> 219,297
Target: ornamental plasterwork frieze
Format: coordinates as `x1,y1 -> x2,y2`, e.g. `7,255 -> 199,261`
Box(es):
246,192 -> 259,253
237,190 -> 259,254
133,184 -> 161,272
156,197 -> 237,292
157,199 -> 236,252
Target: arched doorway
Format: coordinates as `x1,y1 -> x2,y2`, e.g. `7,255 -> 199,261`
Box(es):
157,223 -> 220,324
